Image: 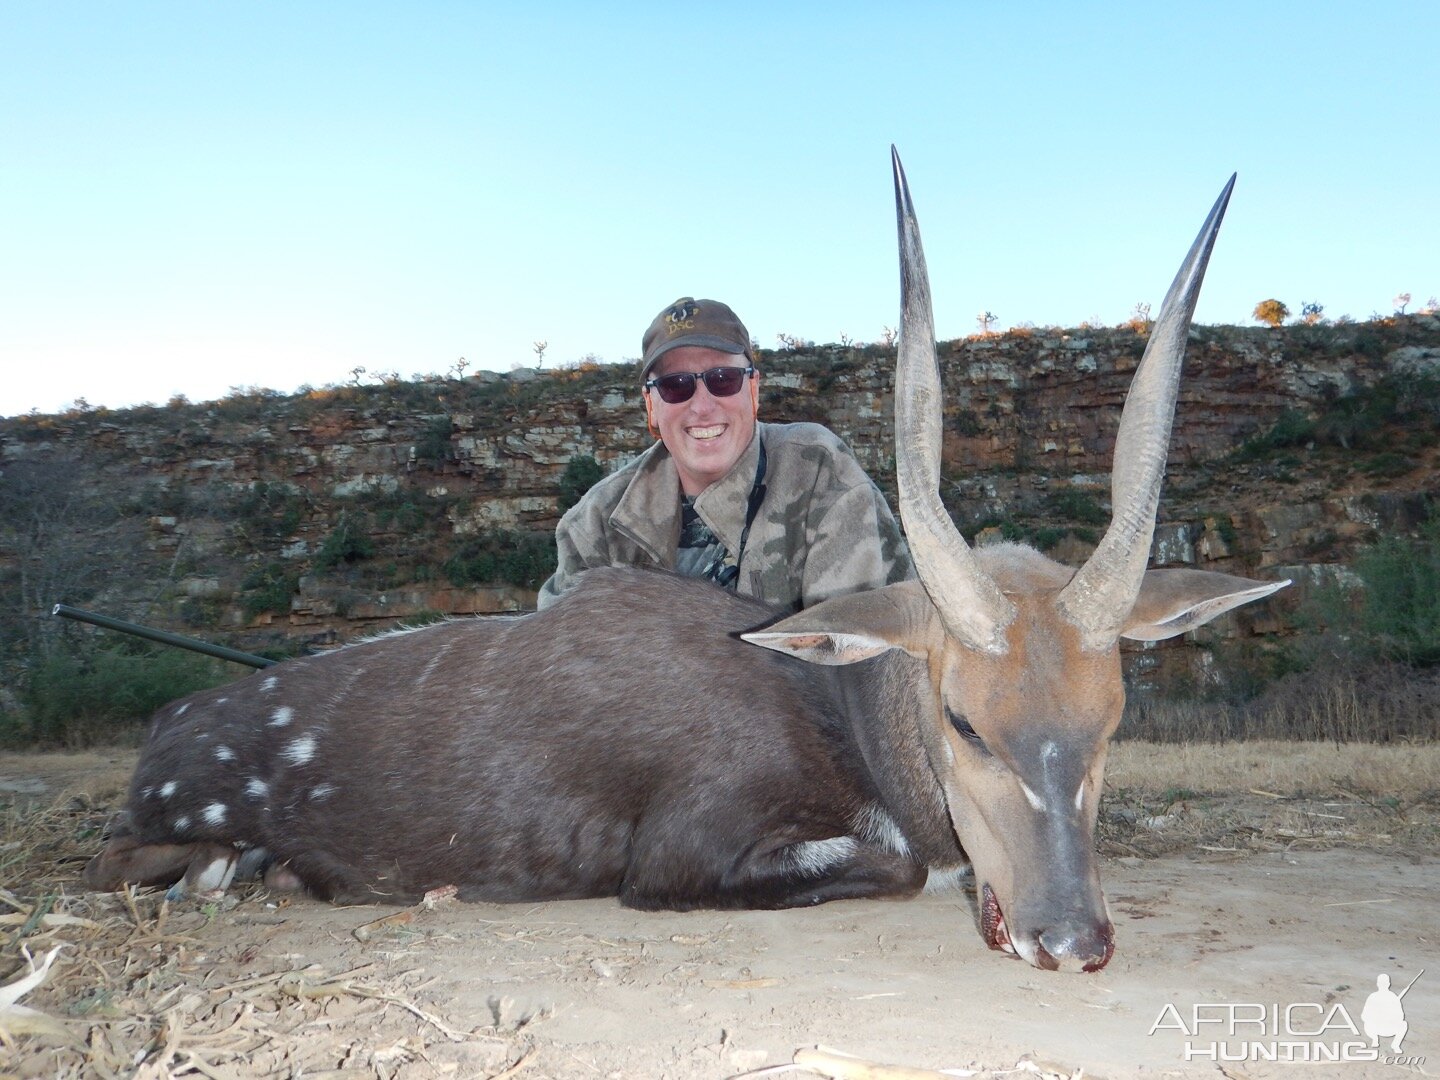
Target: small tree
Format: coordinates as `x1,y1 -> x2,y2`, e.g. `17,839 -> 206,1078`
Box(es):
532,340 -> 548,369
1393,292 -> 1412,315
1300,301 -> 1325,326
976,311 -> 998,335
557,455 -> 606,513
315,511 -> 374,569
1252,299 -> 1289,328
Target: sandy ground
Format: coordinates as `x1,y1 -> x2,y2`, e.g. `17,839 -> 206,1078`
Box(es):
2,748 -> 1436,1079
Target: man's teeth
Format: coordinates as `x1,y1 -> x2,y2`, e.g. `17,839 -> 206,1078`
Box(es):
689,426 -> 725,440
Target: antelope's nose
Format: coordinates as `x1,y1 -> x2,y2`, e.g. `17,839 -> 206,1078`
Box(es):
1034,920 -> 1115,973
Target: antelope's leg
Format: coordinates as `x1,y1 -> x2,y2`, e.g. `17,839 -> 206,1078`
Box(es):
623,835 -> 927,911
84,834 -> 237,896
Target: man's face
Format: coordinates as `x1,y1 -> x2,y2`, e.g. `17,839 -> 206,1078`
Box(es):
647,345 -> 759,496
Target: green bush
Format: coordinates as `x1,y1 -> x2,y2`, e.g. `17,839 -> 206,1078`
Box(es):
443,530 -> 557,591
557,455 -> 606,514
315,512 -> 374,569
241,561 -> 299,620
1237,372 -> 1440,463
414,416 -> 454,464
1359,452 -> 1415,478
1341,516 -> 1440,667
1044,489 -> 1108,526
374,500 -> 428,534
8,642 -> 234,747
230,481 -> 307,549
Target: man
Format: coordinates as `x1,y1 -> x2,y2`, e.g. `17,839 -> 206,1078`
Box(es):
537,297 -> 912,610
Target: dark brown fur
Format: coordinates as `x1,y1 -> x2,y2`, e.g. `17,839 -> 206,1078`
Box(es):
86,568 -> 949,909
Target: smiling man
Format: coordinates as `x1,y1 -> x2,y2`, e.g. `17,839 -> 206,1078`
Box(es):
537,297 -> 913,611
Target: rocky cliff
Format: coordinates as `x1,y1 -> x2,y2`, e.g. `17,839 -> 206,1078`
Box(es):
3,316 -> 1437,698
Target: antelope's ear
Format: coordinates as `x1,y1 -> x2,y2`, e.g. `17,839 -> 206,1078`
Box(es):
741,581 -> 943,666
1122,570 -> 1290,642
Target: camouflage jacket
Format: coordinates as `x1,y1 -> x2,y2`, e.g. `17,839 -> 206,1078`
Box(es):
536,422 -> 913,611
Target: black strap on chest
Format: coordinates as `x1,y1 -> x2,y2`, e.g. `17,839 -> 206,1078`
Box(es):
723,437 -> 768,589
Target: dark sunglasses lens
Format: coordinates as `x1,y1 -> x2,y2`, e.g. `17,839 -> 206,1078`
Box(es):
703,367 -> 745,397
654,373 -> 697,404
651,366 -> 748,404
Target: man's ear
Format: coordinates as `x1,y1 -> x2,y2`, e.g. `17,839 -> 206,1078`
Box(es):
643,389 -> 660,440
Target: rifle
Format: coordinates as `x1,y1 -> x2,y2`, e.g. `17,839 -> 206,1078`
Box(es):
51,603 -> 277,669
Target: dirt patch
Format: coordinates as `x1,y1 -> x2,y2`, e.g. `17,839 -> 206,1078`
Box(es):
2,747 -> 1437,1079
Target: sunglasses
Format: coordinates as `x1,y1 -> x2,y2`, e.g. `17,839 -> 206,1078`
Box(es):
644,365 -> 755,405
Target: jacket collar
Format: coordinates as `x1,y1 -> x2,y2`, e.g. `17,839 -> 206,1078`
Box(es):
610,425 -> 765,567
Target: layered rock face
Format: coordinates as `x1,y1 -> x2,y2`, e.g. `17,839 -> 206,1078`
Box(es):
3,317 -> 1436,696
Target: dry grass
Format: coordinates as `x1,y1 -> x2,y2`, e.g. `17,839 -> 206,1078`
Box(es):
1123,663 -> 1440,743
1106,739 -> 1440,801
0,797 -> 526,1078
1100,740 -> 1440,859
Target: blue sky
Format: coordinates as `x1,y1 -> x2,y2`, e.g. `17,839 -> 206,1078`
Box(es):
2,2 -> 1435,416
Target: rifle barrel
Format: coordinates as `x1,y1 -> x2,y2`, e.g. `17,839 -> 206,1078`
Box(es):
51,604 -> 276,669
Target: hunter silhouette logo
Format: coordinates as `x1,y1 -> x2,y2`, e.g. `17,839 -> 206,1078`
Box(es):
1363,970 -> 1422,1053
1150,968 -> 1426,1065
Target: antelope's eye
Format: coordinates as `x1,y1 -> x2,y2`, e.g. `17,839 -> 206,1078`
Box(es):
946,707 -> 985,749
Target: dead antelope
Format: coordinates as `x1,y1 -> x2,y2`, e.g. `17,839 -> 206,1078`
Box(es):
86,151 -> 1287,972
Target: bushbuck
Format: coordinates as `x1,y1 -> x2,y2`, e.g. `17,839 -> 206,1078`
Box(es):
86,151 -> 1287,972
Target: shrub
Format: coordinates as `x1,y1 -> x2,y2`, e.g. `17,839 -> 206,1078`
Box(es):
374,500 -> 428,534
1339,516 -> 1440,667
442,530 -> 557,591
414,416 -> 454,464
314,512 -> 374,570
557,455 -> 606,514
1359,452 -> 1414,478
1045,489 -> 1108,526
230,482 -> 307,548
241,561 -> 299,620
950,409 -> 984,437
8,641 -> 234,747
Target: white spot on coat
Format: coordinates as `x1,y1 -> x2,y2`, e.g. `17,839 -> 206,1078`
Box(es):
159,781 -> 177,799
269,706 -> 294,728
173,814 -> 191,831
203,802 -> 228,826
282,734 -> 316,766
245,778 -> 269,799
1074,780 -> 1087,812
309,783 -> 336,801
140,786 -> 154,799
261,676 -> 279,692
215,745 -> 235,762
175,703 -> 190,717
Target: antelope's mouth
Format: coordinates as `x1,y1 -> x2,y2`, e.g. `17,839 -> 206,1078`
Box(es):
981,884 -> 1015,954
